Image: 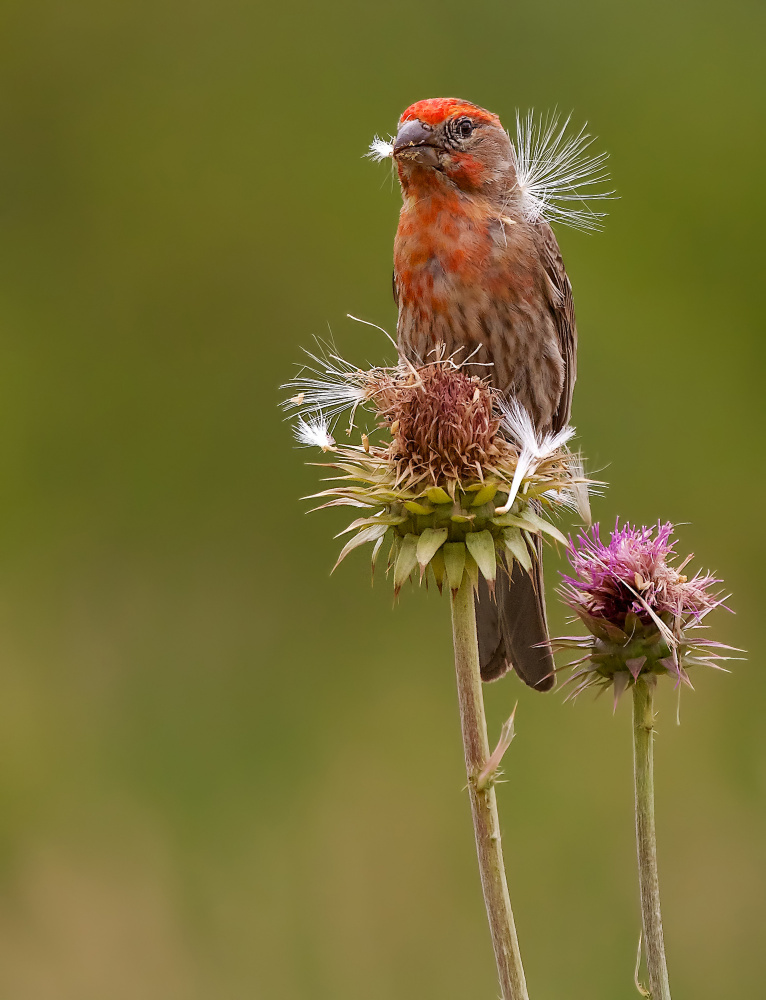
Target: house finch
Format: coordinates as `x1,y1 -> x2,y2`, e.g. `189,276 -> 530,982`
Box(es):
390,97 -> 580,692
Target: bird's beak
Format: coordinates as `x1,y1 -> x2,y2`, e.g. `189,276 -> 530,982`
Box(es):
393,119 -> 441,167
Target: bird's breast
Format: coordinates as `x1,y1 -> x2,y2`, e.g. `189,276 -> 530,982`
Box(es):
396,200 -> 491,302
394,196 -> 538,338
393,195 -> 563,427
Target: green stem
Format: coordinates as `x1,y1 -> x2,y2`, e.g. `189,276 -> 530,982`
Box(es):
449,574 -> 529,1000
632,677 -> 672,1000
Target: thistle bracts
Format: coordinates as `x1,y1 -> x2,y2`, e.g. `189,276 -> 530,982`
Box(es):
284,352 -> 589,597
555,520 -> 734,703
323,472 -> 567,598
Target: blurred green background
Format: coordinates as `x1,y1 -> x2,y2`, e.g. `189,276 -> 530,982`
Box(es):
0,0 -> 763,996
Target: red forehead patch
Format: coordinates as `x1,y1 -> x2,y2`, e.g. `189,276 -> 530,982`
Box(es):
400,98 -> 501,127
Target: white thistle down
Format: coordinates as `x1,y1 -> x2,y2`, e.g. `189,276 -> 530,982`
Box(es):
293,414 -> 335,451
511,111 -> 614,232
563,451 -> 593,525
539,452 -> 595,524
281,344 -> 367,422
366,136 -> 394,161
496,399 -> 577,514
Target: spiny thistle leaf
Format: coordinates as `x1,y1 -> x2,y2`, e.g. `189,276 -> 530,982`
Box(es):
465,531 -> 497,583
417,528 -> 449,571
444,542 -> 467,594
394,533 -> 419,591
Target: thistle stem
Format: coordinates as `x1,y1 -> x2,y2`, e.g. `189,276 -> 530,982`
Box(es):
632,677 -> 672,1000
449,574 -> 529,1000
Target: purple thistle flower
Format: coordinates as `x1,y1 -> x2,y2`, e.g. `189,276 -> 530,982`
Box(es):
563,519 -> 723,627
554,520 -> 734,702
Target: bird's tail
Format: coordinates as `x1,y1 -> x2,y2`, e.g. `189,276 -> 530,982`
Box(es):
474,538 -> 556,691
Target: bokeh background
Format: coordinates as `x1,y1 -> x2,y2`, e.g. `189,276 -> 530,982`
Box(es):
0,1 -> 763,997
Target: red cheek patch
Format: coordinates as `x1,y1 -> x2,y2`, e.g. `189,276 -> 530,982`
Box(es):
445,152 -> 486,187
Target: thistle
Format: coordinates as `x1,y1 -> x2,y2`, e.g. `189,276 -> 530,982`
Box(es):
556,520 -> 735,1000
285,349 -> 587,600
556,520 -> 732,704
284,344 -> 591,1000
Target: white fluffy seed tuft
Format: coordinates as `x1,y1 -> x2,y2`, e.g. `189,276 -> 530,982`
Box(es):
366,136 -> 394,162
511,111 -> 615,232
496,399 -> 577,514
281,343 -> 367,422
294,414 -> 335,451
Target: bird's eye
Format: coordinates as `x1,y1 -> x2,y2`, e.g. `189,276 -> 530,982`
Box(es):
456,117 -> 474,138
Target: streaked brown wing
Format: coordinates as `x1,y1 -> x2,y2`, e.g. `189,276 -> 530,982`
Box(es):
474,222 -> 576,691
537,221 -> 577,433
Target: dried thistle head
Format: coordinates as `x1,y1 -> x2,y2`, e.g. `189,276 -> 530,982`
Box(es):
283,346 -> 592,598
555,520 -> 736,705
368,362 -> 501,485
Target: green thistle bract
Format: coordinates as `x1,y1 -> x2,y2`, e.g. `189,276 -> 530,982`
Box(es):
285,352 -> 590,596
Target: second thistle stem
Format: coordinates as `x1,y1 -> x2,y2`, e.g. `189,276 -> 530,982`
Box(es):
449,574 -> 529,1000
632,676 -> 672,1000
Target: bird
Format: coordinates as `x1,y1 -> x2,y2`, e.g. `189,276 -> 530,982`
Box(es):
389,97 -> 580,692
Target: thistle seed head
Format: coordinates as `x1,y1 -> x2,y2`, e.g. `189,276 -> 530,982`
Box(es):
367,362 -> 501,485
283,346 -> 592,597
